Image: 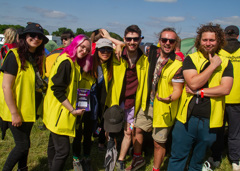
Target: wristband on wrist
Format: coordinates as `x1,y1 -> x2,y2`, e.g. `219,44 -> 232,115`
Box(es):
70,109 -> 75,114
200,89 -> 204,98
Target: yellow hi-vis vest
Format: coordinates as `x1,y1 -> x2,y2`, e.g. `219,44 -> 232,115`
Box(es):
153,59 -> 182,127
176,51 -> 229,128
105,53 -> 149,116
43,53 -> 81,137
0,48 -> 46,122
219,48 -> 240,103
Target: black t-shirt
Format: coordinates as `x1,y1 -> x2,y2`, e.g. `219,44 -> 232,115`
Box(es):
51,60 -> 72,103
183,55 -> 233,118
0,51 -> 18,75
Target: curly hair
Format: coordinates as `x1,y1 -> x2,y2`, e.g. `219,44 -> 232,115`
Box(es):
195,23 -> 226,54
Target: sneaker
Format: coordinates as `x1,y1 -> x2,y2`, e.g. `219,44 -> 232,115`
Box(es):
73,159 -> 83,171
233,162 -> 240,171
125,156 -> 146,171
202,161 -> 213,171
115,160 -> 125,171
208,157 -> 220,168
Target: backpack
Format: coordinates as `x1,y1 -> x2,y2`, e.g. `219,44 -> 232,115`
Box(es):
0,45 -> 9,65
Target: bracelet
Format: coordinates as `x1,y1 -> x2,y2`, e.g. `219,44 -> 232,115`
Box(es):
70,109 -> 75,114
200,89 -> 204,98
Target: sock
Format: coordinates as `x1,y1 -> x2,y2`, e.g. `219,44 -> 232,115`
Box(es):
152,166 -> 160,171
133,152 -> 141,157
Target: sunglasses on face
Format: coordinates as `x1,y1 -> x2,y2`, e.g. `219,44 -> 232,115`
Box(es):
29,33 -> 43,40
160,38 -> 176,44
61,38 -> 70,41
125,37 -> 140,42
98,48 -> 113,53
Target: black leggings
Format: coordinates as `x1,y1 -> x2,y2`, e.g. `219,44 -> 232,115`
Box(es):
3,122 -> 33,171
72,112 -> 93,158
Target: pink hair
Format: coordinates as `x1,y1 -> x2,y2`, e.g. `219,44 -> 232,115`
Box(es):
60,34 -> 92,72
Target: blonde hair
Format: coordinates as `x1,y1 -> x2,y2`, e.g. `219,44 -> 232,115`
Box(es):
4,28 -> 17,44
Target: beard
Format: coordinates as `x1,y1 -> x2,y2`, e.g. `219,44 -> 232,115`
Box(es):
199,45 -> 218,59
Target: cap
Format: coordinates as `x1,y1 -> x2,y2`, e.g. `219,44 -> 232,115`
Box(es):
103,105 -> 124,133
96,38 -> 113,49
19,22 -> 49,44
224,25 -> 239,35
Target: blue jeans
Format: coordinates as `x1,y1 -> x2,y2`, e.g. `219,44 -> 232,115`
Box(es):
168,116 -> 217,171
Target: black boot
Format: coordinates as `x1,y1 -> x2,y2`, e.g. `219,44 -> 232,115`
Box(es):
17,166 -> 28,171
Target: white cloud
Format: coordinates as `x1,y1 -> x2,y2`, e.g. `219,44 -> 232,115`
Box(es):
150,16 -> 185,23
212,16 -> 240,26
145,0 -> 177,2
24,6 -> 67,18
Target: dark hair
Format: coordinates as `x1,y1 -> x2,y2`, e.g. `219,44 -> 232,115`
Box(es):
124,25 -> 141,37
61,30 -> 75,40
195,23 -> 226,54
92,49 -> 113,81
90,29 -> 102,43
159,27 -> 179,44
17,35 -> 45,75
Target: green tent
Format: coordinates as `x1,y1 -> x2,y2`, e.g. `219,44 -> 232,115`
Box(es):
181,37 -> 196,56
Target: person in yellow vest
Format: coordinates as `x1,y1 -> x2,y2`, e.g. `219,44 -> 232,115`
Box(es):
0,22 -> 48,171
208,25 -> 240,171
128,28 -> 184,171
104,25 -> 149,171
43,34 -> 92,171
167,23 -> 233,171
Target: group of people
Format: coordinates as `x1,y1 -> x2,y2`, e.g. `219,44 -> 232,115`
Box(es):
0,21 -> 239,171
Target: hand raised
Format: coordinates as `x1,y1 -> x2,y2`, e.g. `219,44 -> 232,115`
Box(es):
209,53 -> 222,69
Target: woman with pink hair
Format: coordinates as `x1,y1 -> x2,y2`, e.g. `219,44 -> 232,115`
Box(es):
43,34 -> 92,171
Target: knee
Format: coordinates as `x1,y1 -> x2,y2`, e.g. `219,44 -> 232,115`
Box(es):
124,130 -> 132,140
154,141 -> 165,150
15,141 -> 30,154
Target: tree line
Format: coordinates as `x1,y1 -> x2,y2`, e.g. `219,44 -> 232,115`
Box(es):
0,24 -> 123,41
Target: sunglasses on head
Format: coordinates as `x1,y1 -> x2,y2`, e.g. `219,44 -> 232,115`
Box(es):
29,33 -> 43,40
160,38 -> 176,44
125,37 -> 140,42
98,47 -> 113,53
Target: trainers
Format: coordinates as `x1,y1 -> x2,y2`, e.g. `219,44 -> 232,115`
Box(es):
208,157 -> 220,168
233,162 -> 240,171
202,161 -> 213,171
73,159 -> 83,171
115,160 -> 125,171
125,156 -> 146,171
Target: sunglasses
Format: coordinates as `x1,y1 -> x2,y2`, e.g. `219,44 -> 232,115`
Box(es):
98,48 -> 113,53
29,33 -> 43,40
61,38 -> 70,41
160,38 -> 176,44
125,37 -> 140,42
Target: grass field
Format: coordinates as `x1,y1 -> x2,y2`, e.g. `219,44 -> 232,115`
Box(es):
0,119 -> 233,171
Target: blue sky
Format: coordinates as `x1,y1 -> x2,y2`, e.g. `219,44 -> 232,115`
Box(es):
1,0 -> 240,43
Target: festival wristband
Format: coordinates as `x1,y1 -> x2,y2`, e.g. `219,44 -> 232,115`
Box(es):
70,109 -> 75,114
201,89 -> 204,98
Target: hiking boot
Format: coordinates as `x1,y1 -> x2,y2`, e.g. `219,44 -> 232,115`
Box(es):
73,159 -> 83,171
115,160 -> 125,171
125,156 -> 146,171
17,166 -> 28,171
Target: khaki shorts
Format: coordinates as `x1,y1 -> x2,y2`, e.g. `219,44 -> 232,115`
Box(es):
134,106 -> 172,143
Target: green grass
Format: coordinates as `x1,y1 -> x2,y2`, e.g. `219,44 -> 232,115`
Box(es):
0,119 -> 233,171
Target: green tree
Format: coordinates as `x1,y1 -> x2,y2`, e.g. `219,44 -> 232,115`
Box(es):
75,28 -> 85,35
52,27 -> 74,36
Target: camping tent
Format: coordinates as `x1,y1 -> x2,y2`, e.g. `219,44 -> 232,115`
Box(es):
180,37 -> 196,56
